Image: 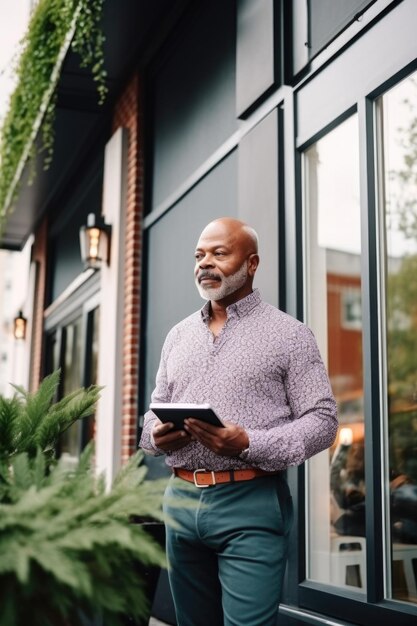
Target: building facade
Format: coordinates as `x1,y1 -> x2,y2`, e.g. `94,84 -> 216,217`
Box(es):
1,1 -> 417,624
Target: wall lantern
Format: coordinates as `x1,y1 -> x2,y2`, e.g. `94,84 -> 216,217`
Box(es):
79,213 -> 111,270
14,310 -> 27,340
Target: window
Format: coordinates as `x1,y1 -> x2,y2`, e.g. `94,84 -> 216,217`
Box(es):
60,316 -> 83,458
341,288 -> 362,330
45,296 -> 100,462
291,0 -> 376,75
303,115 -> 365,590
306,0 -> 375,59
378,73 -> 417,604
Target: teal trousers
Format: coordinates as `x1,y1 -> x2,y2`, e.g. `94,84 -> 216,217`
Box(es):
163,473 -> 293,626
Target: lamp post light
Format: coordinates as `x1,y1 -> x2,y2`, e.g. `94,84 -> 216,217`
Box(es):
13,310 -> 27,340
79,213 -> 111,270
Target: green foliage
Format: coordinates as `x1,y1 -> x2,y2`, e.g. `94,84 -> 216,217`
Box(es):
387,254 -> 417,405
0,0 -> 107,228
385,78 -> 417,480
0,369 -> 101,463
0,372 -> 167,626
388,76 -> 417,240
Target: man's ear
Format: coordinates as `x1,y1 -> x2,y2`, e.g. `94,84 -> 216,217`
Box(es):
248,254 -> 259,276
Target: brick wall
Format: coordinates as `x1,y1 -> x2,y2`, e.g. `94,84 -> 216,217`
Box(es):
112,72 -> 144,463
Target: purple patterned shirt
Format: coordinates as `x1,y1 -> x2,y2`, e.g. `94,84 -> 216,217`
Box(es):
140,289 -> 338,472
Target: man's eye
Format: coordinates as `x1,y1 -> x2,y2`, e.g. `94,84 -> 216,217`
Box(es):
215,252 -> 224,256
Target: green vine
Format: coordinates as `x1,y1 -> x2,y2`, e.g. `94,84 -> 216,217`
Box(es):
0,0 -> 107,230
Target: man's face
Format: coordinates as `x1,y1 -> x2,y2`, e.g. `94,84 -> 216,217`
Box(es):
194,227 -> 251,301
195,259 -> 249,301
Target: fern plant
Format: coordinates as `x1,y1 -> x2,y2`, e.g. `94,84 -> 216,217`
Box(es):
0,370 -> 100,462
0,371 -> 167,626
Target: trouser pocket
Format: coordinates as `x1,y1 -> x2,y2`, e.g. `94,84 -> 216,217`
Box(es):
275,479 -> 294,536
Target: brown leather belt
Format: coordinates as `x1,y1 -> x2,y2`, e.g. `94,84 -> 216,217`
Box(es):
173,467 -> 279,488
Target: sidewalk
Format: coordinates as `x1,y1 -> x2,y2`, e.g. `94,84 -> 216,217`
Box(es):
149,619 -> 171,626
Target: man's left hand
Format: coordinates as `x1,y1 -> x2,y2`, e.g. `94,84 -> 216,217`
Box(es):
184,418 -> 249,457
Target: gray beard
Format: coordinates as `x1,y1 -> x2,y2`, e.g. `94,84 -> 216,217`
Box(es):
195,260 -> 249,301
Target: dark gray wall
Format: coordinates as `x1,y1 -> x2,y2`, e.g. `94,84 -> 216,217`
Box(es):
49,168 -> 103,303
238,109 -> 279,306
142,1 -> 417,625
145,151 -> 238,405
236,0 -> 279,116
150,0 -> 237,210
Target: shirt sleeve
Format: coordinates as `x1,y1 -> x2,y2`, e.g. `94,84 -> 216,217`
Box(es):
242,324 -> 338,471
139,332 -> 174,456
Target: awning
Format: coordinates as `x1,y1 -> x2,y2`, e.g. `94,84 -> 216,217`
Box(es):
0,0 -> 176,249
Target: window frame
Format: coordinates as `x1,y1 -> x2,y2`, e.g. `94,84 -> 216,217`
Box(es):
44,274 -> 100,458
291,49 -> 417,626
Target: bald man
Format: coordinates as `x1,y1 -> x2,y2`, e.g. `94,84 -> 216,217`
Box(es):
140,218 -> 337,626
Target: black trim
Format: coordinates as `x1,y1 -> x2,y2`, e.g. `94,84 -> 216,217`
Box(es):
137,227 -> 150,444
359,96 -> 385,603
278,105 -> 286,312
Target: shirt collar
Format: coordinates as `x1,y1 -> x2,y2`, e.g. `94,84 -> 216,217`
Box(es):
200,288 -> 261,323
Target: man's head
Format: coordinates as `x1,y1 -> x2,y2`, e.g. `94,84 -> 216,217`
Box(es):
194,217 -> 259,304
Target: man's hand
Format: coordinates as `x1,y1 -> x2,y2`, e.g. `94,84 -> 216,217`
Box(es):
184,419 -> 249,457
152,421 -> 192,453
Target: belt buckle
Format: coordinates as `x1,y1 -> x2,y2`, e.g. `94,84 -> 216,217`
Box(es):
193,469 -> 215,488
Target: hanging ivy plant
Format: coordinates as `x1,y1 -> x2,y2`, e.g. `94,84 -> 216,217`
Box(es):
0,0 -> 107,232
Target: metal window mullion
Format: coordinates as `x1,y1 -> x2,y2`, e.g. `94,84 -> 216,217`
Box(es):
358,96 -> 384,603
283,88 -> 298,319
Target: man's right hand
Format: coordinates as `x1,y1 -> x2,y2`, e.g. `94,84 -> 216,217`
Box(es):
152,421 -> 192,453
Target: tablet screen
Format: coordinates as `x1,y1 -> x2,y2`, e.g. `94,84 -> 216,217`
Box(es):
149,402 -> 225,430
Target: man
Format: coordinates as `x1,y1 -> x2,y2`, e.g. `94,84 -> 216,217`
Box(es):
140,217 -> 337,626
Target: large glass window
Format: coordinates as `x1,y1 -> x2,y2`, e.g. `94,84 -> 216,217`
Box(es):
304,115 -> 365,590
45,303 -> 100,462
378,74 -> 417,605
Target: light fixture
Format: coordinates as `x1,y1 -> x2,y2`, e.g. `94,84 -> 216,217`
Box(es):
79,213 -> 111,270
338,427 -> 353,446
13,310 -> 27,340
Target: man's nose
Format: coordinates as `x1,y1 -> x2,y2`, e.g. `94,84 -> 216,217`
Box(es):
198,254 -> 214,269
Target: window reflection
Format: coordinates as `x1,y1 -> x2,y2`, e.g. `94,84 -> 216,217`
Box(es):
45,308 -> 99,462
60,317 -> 83,459
379,74 -> 417,604
57,308 -> 100,459
304,115 -> 365,590
82,307 -> 99,446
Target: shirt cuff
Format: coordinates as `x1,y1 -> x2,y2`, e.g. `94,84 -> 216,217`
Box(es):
150,431 -> 165,456
240,428 -> 305,470
238,429 -> 257,464
139,431 -> 164,457
238,445 -> 250,461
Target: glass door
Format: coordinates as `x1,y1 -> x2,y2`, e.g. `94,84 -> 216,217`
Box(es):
303,115 -> 366,590
377,72 -> 417,605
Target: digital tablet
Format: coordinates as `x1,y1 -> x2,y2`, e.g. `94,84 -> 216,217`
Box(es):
149,402 -> 225,431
